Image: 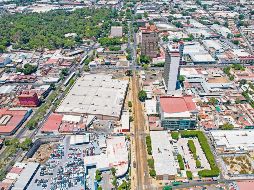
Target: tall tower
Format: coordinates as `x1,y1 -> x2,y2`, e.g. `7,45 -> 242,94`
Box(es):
163,44 -> 180,94
140,24 -> 159,58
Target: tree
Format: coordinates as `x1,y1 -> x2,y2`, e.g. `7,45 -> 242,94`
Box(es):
149,169 -> 156,177
144,12 -> 148,18
239,14 -> 245,20
84,65 -> 90,72
95,170 -> 102,181
111,167 -> 117,176
18,63 -> 37,75
140,55 -> 151,64
162,36 -> 169,42
174,21 -> 183,28
118,180 -> 129,190
61,68 -> 69,76
220,123 -> 234,130
233,40 -> 240,45
171,132 -> 179,140
186,171 -> 193,180
112,176 -> 117,188
239,79 -> 247,86
19,138 -> 32,151
125,70 -> 132,76
128,101 -> 132,107
147,158 -> 154,169
208,97 -> 218,105
178,75 -> 185,85
50,83 -> 56,90
143,64 -> 149,70
138,90 -> 147,102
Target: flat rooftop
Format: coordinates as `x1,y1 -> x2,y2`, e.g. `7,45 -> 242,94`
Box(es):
160,96 -> 196,114
210,130 -> 254,151
83,136 -> 128,176
56,74 -> 128,119
150,131 -> 178,176
0,108 -> 30,134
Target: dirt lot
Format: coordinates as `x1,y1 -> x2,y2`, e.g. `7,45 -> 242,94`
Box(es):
223,155 -> 254,175
30,143 -> 58,164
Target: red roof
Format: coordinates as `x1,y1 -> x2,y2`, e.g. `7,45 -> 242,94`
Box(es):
237,181 -> 254,190
41,113 -> 63,132
160,96 -> 196,113
9,167 -> 23,174
0,108 -> 28,134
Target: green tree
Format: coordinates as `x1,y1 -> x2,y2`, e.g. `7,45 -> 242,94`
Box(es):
149,169 -> 156,177
19,138 -> 32,151
171,132 -> 179,140
186,171 -> 193,180
239,14 -> 245,20
239,79 -> 247,86
162,36 -> 169,42
143,64 -> 149,70
111,167 -> 117,176
140,55 -> 151,64
84,65 -> 90,72
144,12 -> 148,18
138,90 -> 147,102
95,170 -> 102,181
128,101 -> 132,107
208,97 -> 218,105
220,123 -> 234,130
61,68 -> 69,77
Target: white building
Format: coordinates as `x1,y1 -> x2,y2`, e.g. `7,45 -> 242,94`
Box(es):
163,44 -> 180,94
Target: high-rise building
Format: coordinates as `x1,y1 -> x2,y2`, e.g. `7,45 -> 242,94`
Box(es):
140,24 -> 159,58
163,44 -> 180,94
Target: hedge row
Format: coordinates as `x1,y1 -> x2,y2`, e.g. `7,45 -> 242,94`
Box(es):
181,131 -> 220,177
177,154 -> 184,170
171,132 -> 179,140
186,171 -> 193,180
146,135 -> 152,155
188,140 -> 196,154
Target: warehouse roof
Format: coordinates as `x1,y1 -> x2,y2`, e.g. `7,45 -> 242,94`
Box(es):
150,131 -> 178,176
56,74 -> 128,119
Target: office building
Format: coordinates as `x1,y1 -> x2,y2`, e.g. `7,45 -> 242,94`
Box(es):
140,24 -> 159,58
163,44 -> 180,94
158,96 -> 197,130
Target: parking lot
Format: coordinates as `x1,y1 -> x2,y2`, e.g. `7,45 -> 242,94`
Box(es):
28,136 -> 86,190
177,138 -> 210,173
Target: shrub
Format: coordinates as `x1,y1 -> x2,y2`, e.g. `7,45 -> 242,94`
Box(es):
196,159 -> 201,168
149,169 -> 156,177
171,131 -> 179,140
188,140 -> 196,154
177,154 -> 184,170
146,135 -> 152,155
148,158 -> 154,169
186,171 -> 193,180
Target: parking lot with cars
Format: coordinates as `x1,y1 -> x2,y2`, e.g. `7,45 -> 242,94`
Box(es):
28,137 -> 86,190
